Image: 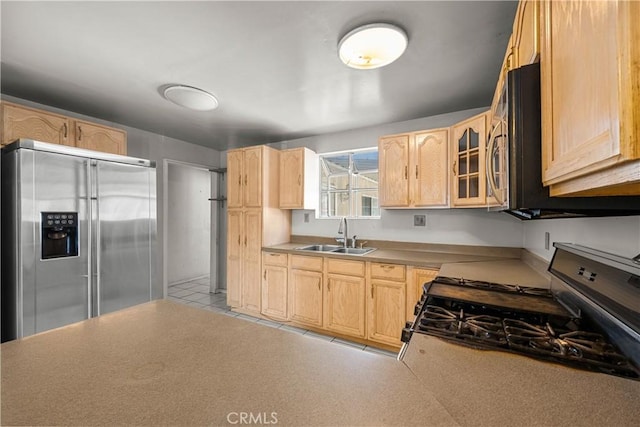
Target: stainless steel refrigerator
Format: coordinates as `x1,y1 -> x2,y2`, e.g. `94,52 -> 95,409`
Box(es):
1,139 -> 156,341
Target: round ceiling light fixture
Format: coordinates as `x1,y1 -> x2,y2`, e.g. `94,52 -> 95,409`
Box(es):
162,84 -> 219,111
338,23 -> 408,69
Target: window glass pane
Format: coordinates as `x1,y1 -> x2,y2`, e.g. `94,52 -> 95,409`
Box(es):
352,190 -> 379,217
322,154 -> 349,174
469,129 -> 479,149
352,151 -> 378,173
318,149 -> 379,218
459,155 -> 468,175
352,171 -> 378,190
458,130 -> 468,152
320,192 -> 329,217
458,177 -> 467,198
469,177 -> 479,197
469,152 -> 479,173
328,191 -> 350,217
328,174 -> 349,190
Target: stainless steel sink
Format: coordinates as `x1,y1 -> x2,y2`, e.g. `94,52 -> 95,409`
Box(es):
295,245 -> 376,256
331,247 -> 377,255
295,244 -> 342,252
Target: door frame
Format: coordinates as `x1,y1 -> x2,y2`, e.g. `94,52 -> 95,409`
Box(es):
162,159 -> 221,297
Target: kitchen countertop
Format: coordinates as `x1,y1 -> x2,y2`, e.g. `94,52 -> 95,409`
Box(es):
438,258 -> 551,287
265,242 -> 517,269
0,300 -> 455,426
403,333 -> 640,427
3,300 -> 639,426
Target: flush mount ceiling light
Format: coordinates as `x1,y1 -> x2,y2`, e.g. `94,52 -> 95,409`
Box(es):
162,85 -> 219,111
338,23 -> 408,69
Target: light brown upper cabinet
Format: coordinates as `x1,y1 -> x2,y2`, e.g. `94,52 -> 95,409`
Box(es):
379,128 -> 449,208
74,120 -> 127,155
540,0 -> 640,196
512,0 -> 540,68
226,145 -> 291,312
1,101 -> 128,156
1,102 -> 72,147
451,111 -> 489,207
490,34 -> 514,122
227,145 -> 281,209
279,147 -> 319,210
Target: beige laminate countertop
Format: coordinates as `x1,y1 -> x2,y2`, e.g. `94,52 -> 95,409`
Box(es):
264,242 -> 518,270
2,300 -> 638,426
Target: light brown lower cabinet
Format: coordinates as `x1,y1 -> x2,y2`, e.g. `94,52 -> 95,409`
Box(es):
368,263 -> 407,347
288,255 -> 323,328
324,258 -> 367,339
406,267 -> 438,322
257,251 -> 438,349
368,279 -> 406,347
324,273 -> 367,338
261,252 -> 288,321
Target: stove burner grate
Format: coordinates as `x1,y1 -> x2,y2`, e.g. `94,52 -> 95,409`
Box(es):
418,306 -> 507,347
504,319 -> 638,377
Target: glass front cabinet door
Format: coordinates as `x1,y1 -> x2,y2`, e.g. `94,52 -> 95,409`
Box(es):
451,112 -> 488,207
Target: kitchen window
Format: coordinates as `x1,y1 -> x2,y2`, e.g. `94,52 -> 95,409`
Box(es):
319,149 -> 379,218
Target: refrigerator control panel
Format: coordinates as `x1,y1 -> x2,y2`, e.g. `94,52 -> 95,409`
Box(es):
41,212 -> 79,259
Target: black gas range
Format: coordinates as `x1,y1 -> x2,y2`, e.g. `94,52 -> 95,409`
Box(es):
399,244 -> 640,381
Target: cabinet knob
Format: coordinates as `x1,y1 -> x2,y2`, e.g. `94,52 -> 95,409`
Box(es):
415,165 -> 418,179
264,270 -> 267,280
452,160 -> 457,175
78,126 -> 82,141
404,166 -> 408,179
62,123 -> 68,138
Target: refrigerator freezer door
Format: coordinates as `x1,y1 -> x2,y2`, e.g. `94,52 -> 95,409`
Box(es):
95,160 -> 152,315
27,150 -> 90,336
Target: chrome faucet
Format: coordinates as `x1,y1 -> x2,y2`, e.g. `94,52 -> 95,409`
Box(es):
337,217 -> 348,249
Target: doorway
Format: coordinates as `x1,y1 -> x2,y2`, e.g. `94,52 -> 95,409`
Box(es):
165,161 -> 225,295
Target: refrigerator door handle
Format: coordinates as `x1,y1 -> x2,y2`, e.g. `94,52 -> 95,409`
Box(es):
89,160 -> 101,317
94,163 -> 101,317
86,160 -> 93,319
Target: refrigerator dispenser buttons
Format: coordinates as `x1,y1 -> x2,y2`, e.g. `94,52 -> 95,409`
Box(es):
41,211 -> 79,260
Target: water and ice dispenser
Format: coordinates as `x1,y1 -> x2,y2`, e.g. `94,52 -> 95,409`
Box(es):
41,212 -> 78,259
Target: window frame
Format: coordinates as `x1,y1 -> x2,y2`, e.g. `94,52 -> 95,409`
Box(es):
318,148 -> 380,219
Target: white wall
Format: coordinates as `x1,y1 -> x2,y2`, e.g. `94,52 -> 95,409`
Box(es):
293,209 -> 523,247
273,107 -> 526,248
523,216 -> 640,261
2,95 -> 222,299
167,163 -> 211,284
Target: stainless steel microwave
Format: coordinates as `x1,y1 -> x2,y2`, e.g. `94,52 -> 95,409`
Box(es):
486,62 -> 640,220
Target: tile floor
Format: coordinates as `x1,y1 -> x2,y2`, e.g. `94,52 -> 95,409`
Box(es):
167,277 -> 398,358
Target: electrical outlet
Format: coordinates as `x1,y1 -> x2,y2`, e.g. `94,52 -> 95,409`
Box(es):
304,213 -> 310,223
544,232 -> 550,250
414,214 -> 426,227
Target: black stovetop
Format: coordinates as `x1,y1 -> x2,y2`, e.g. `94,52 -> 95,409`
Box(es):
402,277 -> 639,380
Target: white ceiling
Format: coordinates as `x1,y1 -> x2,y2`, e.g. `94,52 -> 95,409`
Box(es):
1,1 -> 518,151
